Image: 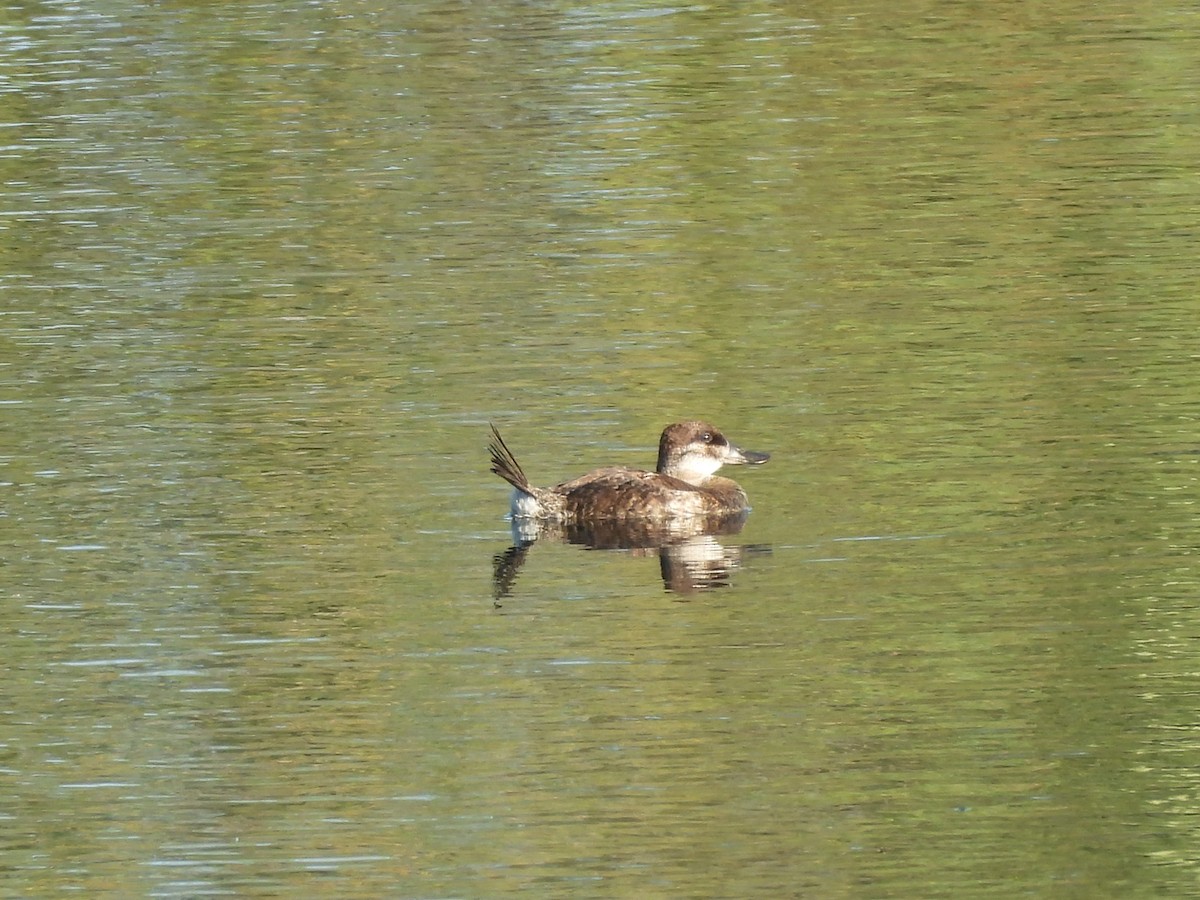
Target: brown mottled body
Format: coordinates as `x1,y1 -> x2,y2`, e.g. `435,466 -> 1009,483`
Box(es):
488,421 -> 768,523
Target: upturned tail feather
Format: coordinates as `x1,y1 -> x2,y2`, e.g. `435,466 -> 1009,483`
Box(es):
488,424 -> 532,492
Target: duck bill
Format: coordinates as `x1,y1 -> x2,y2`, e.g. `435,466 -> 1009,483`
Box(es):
726,444 -> 770,465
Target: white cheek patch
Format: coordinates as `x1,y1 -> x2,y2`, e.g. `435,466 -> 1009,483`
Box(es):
674,453 -> 724,484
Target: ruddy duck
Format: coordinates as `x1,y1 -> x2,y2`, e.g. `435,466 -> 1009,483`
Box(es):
488,421 -> 769,521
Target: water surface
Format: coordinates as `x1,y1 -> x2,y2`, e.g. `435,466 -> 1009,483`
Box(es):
2,1 -> 1199,896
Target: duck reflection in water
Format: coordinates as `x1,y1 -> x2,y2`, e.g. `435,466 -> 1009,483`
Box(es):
488,421 -> 770,598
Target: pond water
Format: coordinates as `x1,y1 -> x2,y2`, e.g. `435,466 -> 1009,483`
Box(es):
3,0 -> 1199,896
